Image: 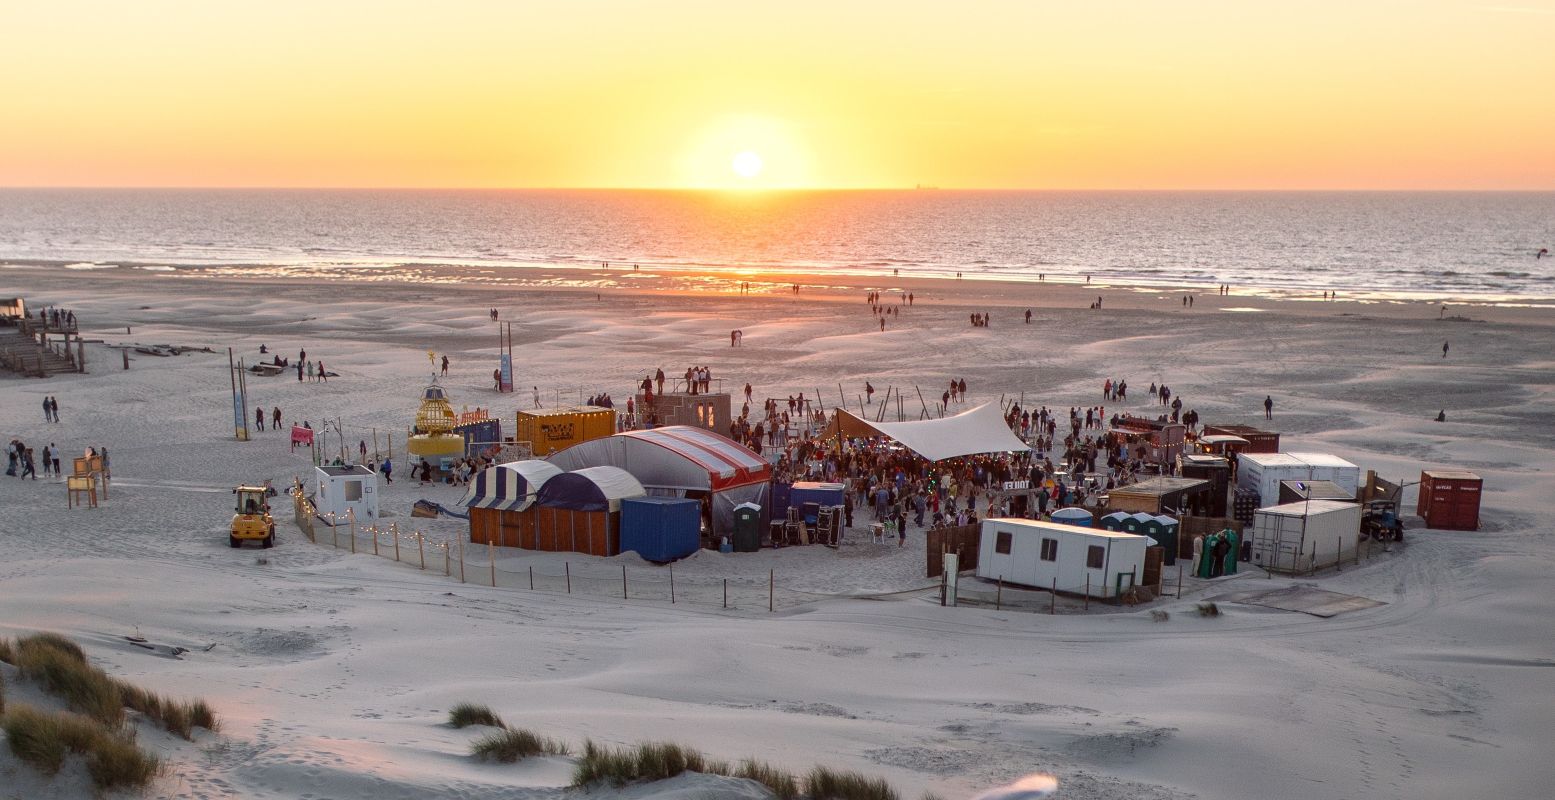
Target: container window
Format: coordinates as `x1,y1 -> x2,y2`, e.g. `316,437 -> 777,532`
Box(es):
1087,545 -> 1104,569
995,531 -> 1012,554
1040,538 -> 1058,561
344,480 -> 363,501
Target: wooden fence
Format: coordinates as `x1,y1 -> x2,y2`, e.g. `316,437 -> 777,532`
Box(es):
926,524 -> 981,578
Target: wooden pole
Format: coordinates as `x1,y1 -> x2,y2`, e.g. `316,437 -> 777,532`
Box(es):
565,562 -> 571,593
417,532 -> 425,570
622,565 -> 628,599
769,569 -> 774,612
996,576 -> 1002,610
1177,563 -> 1183,597
1051,577 -> 1057,615
1336,537 -> 1342,572
669,565 -> 675,604
392,522 -> 400,562
916,386 -> 931,420
723,578 -> 728,609
490,539 -> 496,586
372,524 -> 379,555
1085,575 -> 1089,610
349,509 -> 356,553
529,565 -> 534,590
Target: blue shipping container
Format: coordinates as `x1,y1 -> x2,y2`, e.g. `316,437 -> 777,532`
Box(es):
620,497 -> 702,563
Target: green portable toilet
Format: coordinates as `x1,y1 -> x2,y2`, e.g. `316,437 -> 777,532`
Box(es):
1196,531 -> 1221,578
1141,514 -> 1178,566
1122,513 -> 1150,535
1100,512 -> 1129,532
732,502 -> 762,553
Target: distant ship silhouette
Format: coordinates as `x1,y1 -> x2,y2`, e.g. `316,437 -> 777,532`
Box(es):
915,183 -> 940,190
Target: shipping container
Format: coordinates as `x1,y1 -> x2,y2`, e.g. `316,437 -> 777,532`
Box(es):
976,518 -> 1149,599
620,497 -> 702,562
1247,500 -> 1362,573
1417,470 -> 1482,531
1236,452 -> 1359,507
514,406 -> 616,456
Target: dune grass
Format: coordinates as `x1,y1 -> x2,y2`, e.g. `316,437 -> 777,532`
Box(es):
13,634 -> 124,726
1,703 -> 162,792
805,765 -> 899,800
736,757 -> 801,799
0,636 -> 15,665
10,632 -> 218,740
470,727 -> 570,763
448,702 -> 505,729
1196,602 -> 1221,617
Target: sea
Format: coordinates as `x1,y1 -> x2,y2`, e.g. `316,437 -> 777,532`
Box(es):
2,189 -> 1552,300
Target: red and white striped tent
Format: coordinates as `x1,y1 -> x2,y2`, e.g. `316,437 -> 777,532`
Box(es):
547,426 -> 771,536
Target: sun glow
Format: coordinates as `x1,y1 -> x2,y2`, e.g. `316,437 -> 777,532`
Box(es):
731,151 -> 763,179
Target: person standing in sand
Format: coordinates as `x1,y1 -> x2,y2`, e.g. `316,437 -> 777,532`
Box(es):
1264,395 -> 1274,420
42,396 -> 50,422
1442,341 -> 1449,358
318,360 -> 327,382
532,386 -> 541,408
273,406 -> 282,429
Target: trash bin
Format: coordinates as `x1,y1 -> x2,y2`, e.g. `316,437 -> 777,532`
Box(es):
733,502 -> 762,553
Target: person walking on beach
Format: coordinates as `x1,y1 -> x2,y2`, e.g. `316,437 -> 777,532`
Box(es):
1264,395 -> 1274,420
317,360 -> 327,382
255,406 -> 266,431
655,368 -> 665,396
273,406 -> 282,429
440,355 -> 449,376
42,396 -> 51,423
532,386 -> 541,408
381,456 -> 393,483
306,361 -> 314,381
297,361 -> 304,381
40,443 -> 51,477
865,382 -> 875,404
359,440 -> 368,461
1442,341 -> 1449,358
1025,309 -> 1032,324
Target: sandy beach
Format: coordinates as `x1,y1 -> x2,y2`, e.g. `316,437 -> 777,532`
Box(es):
2,262 -> 1553,800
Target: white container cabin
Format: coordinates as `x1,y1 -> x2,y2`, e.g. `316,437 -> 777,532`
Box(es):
313,464 -> 379,525
976,518 -> 1149,599
1247,500 -> 1362,574
1236,452 -> 1359,507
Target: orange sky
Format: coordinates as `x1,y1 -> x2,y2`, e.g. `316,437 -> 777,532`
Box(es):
1,1 -> 1552,189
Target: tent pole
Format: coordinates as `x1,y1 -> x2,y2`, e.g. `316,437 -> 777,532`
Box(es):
916,386 -> 930,420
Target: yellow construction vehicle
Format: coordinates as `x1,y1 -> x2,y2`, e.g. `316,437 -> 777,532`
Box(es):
231,485 -> 275,548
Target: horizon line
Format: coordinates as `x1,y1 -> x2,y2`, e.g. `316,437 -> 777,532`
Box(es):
3,185 -> 1554,193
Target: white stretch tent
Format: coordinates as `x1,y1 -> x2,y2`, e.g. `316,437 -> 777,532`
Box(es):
827,403 -> 1030,462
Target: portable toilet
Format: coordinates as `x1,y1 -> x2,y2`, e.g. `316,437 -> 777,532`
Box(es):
732,502 -> 763,552
620,497 -> 702,563
1050,507 -> 1093,527
1099,511 -> 1130,532
1138,514 -> 1179,566
312,465 -> 378,525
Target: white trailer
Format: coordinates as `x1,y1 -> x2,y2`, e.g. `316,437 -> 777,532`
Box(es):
1247,500 -> 1362,574
313,464 -> 379,525
1237,452 -> 1359,507
976,518 -> 1149,599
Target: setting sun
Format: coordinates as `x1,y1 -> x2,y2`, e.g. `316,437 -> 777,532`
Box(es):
731,151 -> 764,179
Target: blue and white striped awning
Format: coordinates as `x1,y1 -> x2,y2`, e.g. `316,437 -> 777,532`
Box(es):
459,460 -> 563,512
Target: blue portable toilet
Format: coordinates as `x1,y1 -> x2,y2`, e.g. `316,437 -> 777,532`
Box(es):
1050,506 -> 1093,527
619,497 -> 702,563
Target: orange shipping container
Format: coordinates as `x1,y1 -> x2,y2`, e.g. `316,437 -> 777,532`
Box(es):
514,406 -> 616,456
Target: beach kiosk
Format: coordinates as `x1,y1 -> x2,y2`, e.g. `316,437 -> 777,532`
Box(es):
461,459 -> 563,547
976,518 -> 1149,600
313,464 -> 378,525
514,406 -> 616,456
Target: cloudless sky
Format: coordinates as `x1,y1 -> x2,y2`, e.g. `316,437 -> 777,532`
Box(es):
1,1 -> 1551,189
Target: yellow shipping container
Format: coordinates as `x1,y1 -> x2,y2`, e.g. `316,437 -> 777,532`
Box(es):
515,406 -> 616,456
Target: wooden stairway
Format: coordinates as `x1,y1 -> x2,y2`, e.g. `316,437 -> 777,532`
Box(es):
0,328 -> 79,377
